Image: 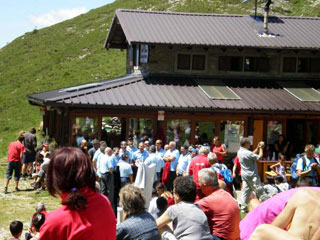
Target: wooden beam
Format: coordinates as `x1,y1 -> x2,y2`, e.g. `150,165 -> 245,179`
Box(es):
97,116 -> 102,141
190,120 -> 196,145
125,117 -> 130,140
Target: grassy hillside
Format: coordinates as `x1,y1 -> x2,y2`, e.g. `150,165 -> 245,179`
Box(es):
0,0 -> 319,159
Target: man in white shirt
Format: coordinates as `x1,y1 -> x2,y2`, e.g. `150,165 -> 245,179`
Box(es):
176,145 -> 191,176
145,145 -> 165,184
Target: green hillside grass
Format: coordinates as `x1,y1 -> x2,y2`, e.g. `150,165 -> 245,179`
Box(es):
0,0 -> 319,159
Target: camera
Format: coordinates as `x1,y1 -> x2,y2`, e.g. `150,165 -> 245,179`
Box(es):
259,141 -> 265,148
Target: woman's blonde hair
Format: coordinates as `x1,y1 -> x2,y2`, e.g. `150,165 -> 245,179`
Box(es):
119,184 -> 145,217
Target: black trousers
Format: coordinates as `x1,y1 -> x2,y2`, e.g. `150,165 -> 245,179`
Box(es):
101,172 -> 116,214
168,171 -> 177,192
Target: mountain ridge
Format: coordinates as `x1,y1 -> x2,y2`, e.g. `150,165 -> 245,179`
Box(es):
0,0 -> 319,157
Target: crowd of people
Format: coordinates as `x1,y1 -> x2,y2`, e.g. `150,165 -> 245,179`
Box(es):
4,129 -> 320,240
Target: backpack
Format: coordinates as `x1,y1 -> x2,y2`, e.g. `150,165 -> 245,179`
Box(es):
290,153 -> 304,180
220,169 -> 233,184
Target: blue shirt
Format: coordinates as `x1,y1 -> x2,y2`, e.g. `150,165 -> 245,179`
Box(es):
112,154 -> 121,166
177,153 -> 192,175
164,149 -> 180,171
118,160 -> 133,178
144,153 -> 165,173
127,146 -> 138,155
99,154 -> 114,174
156,148 -> 166,158
132,150 -> 150,164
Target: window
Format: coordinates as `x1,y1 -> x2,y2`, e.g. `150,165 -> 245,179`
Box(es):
283,57 -> 320,73
129,118 -> 153,146
220,121 -> 244,153
287,119 -> 305,155
308,120 -> 318,146
267,121 -> 282,145
219,56 -> 269,72
218,56 -> 229,71
244,57 -> 269,72
218,56 -> 242,71
230,57 -> 243,71
310,58 -> 320,73
177,54 -> 191,70
256,57 -> 270,72
167,119 -> 191,147
177,54 -> 206,71
132,45 -> 140,66
72,117 -> 98,146
195,122 -> 215,145
192,55 -> 206,70
298,58 -> 310,73
283,57 -> 296,73
101,117 -> 123,147
244,57 -> 255,71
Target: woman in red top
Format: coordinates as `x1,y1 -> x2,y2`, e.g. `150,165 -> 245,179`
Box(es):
39,147 -> 116,240
211,136 -> 227,163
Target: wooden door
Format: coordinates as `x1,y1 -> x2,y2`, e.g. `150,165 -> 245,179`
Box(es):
253,120 -> 264,148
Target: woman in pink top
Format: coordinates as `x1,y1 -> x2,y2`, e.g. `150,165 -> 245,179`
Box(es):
211,136 -> 227,163
39,147 -> 116,240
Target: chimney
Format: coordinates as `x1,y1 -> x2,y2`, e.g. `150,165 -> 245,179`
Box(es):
264,0 -> 272,35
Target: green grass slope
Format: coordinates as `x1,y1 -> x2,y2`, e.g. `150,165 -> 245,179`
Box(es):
0,0 -> 319,159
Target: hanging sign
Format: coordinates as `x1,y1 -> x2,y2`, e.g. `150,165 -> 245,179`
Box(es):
40,107 -> 46,116
140,44 -> 149,63
158,111 -> 165,121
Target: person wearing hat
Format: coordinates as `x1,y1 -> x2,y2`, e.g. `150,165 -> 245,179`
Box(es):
40,144 -> 49,158
188,148 -> 197,158
88,139 -> 100,161
186,148 -> 197,174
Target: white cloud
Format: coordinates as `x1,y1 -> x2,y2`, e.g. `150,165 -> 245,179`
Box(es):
29,7 -> 87,28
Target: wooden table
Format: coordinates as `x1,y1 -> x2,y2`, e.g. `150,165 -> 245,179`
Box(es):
265,171 -> 291,181
257,161 -> 292,183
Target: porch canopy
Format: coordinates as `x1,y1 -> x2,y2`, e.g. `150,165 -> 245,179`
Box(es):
28,74 -> 320,113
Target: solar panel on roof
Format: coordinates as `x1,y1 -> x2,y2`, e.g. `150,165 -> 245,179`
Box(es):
284,88 -> 320,102
278,81 -> 320,102
198,80 -> 240,100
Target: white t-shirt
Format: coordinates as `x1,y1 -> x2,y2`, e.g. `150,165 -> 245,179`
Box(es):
148,197 -> 159,218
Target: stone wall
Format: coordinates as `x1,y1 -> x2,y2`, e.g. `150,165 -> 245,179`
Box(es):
132,44 -> 320,79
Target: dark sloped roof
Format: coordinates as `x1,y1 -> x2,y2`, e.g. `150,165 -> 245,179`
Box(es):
28,74 -> 320,113
28,75 -> 142,105
105,9 -> 320,50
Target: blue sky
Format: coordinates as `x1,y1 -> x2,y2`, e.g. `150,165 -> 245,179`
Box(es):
0,0 -> 115,48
